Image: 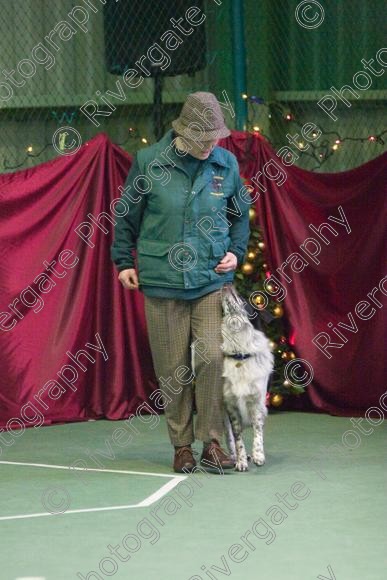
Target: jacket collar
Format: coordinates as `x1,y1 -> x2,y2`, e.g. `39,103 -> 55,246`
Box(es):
154,129 -> 231,169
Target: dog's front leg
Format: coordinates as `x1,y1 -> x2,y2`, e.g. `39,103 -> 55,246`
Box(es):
226,403 -> 249,472
248,399 -> 267,466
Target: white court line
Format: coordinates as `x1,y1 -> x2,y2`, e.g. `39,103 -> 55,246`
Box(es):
0,460 -> 187,522
0,460 -> 177,479
137,477 -> 187,507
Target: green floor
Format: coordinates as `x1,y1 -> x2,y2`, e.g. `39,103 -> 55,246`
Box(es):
0,412 -> 386,580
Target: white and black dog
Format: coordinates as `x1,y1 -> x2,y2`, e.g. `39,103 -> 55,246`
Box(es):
221,285 -> 274,472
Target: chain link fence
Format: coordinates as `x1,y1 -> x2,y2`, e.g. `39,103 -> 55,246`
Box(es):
0,0 -> 218,170
0,0 -> 385,172
246,0 -> 387,171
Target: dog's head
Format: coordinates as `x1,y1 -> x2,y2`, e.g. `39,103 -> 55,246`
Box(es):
221,284 -> 252,338
221,285 -> 274,368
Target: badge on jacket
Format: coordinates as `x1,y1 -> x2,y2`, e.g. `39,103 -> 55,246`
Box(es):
210,175 -> 224,196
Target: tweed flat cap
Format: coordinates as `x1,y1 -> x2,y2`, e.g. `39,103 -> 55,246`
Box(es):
172,92 -> 231,140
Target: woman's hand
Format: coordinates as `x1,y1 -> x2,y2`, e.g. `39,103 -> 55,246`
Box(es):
118,268 -> 139,289
214,252 -> 238,274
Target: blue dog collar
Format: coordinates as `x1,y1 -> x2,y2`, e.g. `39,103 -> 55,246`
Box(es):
226,353 -> 252,360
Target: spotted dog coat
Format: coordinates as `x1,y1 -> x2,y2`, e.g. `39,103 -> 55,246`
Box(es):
221,285 -> 274,471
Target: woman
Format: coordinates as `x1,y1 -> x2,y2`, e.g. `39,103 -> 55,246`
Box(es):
111,92 -> 250,472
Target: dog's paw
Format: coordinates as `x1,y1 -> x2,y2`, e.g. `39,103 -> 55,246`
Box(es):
252,452 -> 265,466
235,459 -> 249,472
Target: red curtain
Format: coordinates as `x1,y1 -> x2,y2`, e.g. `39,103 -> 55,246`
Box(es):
0,132 -> 385,430
0,134 -> 157,430
221,131 -> 387,417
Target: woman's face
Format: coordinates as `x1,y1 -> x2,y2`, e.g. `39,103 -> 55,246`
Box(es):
177,135 -> 219,160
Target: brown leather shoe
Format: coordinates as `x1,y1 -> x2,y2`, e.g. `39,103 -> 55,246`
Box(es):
200,440 -> 235,471
173,445 -> 196,473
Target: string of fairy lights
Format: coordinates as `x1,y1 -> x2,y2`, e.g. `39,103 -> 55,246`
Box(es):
2,114 -> 149,171
3,94 -> 386,170
241,93 -> 387,170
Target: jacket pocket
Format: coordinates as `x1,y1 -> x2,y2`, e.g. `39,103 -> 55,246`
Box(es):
137,239 -> 182,286
211,241 -> 228,258
208,239 -> 231,280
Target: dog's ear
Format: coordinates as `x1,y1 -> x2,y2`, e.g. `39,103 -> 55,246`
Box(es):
243,299 -> 276,331
246,302 -> 265,331
258,309 -> 276,324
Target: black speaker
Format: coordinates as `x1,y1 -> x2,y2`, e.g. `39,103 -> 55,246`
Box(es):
104,0 -> 207,77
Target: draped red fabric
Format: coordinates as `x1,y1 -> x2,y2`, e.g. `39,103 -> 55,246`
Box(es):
221,131 -> 387,417
0,134 -> 157,430
0,132 -> 385,430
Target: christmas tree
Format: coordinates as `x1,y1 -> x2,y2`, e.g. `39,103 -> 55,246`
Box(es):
234,185 -> 305,409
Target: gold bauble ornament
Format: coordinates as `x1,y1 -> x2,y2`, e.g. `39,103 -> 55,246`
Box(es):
281,351 -> 290,360
262,263 -> 268,270
283,380 -> 290,387
254,294 -> 265,306
289,352 -> 296,359
269,341 -> 277,350
241,262 -> 254,275
247,251 -> 256,260
258,241 -> 265,250
273,304 -> 284,317
271,393 -> 284,407
249,208 -> 256,221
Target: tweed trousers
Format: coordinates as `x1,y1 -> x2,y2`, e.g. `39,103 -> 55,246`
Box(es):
143,289 -> 224,447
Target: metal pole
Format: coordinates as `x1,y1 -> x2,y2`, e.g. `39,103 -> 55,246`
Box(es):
231,0 -> 247,131
151,64 -> 164,141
